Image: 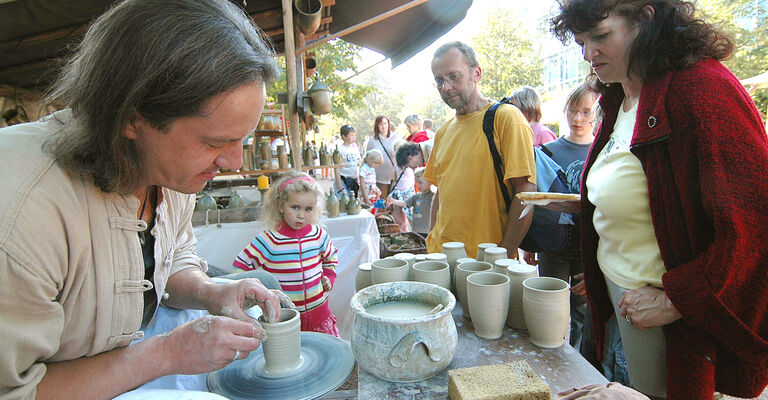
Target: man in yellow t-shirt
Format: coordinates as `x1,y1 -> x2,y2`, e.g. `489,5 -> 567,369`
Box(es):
425,41 -> 536,258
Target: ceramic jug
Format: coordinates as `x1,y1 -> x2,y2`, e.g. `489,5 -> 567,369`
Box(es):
339,191 -> 349,212
346,197 -> 361,215
319,145 -> 329,165
332,148 -> 343,164
326,190 -> 339,218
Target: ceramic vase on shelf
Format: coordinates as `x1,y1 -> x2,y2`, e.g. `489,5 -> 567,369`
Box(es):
442,242 -> 467,291
523,277 -> 570,348
371,258 -> 410,284
412,261 -> 451,290
466,272 -> 510,339
277,145 -> 288,169
355,263 -> 373,292
454,261 -> 493,320
483,247 -> 508,268
259,308 -> 301,375
476,243 -> 497,261
506,263 -> 538,329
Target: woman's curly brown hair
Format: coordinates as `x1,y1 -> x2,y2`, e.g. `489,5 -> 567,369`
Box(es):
550,0 -> 733,93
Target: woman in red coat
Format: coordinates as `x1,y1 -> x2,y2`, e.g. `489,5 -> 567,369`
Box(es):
551,1 -> 768,399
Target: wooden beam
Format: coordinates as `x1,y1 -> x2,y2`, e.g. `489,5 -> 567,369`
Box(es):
0,84 -> 45,102
281,0 -> 303,170
296,0 -> 430,54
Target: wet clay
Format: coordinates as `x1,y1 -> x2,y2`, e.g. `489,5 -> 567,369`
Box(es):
366,301 -> 436,319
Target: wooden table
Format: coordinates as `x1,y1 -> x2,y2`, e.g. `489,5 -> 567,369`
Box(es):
325,303 -> 608,399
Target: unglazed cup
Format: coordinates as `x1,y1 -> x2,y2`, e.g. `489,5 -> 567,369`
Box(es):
476,243 -> 497,261
442,242 -> 467,290
523,277 -> 570,348
466,272 -> 510,339
259,308 -> 301,375
454,261 -> 493,319
355,262 -> 373,292
412,261 -> 451,290
371,258 -> 410,284
506,263 -> 538,329
483,247 -> 508,267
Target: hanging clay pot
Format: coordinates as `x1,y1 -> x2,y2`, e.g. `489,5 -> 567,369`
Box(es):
196,192 -> 217,212
294,0 -> 322,36
307,78 -> 332,115
227,190 -> 245,209
304,57 -> 317,78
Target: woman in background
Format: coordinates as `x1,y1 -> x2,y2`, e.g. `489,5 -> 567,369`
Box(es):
365,115 -> 401,199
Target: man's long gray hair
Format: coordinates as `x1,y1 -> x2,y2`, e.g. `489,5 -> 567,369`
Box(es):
45,0 -> 279,194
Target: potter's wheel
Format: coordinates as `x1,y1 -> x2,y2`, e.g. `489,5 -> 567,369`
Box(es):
207,332 -> 355,400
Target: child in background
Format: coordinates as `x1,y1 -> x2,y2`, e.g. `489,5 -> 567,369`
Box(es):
386,167 -> 433,237
233,172 -> 340,336
334,124 -> 361,197
359,149 -> 383,206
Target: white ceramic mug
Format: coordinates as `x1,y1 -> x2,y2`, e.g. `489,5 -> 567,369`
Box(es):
454,261 -> 493,319
466,272 -> 510,339
259,308 -> 301,375
483,247 -> 508,266
412,260 -> 451,290
505,263 -> 538,329
355,262 -> 373,292
442,242 -> 467,290
522,277 -> 570,348
371,258 -> 410,284
475,243 -> 497,261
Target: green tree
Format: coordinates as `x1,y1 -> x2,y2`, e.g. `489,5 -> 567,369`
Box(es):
266,39 -> 377,121
698,0 -> 768,115
470,7 -> 544,101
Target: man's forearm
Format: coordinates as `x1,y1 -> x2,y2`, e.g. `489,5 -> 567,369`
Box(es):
36,336 -> 169,400
429,190 -> 439,229
500,198 -> 532,255
163,267 -> 215,311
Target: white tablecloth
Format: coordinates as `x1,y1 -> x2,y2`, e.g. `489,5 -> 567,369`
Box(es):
194,210 -> 379,338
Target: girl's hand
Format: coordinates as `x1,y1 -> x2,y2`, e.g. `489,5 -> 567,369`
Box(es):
321,276 -> 333,292
619,286 -> 682,330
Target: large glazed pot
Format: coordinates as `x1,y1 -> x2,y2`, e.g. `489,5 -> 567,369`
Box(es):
350,281 -> 457,383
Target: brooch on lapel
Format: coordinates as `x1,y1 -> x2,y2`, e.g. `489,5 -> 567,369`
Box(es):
647,115 -> 658,128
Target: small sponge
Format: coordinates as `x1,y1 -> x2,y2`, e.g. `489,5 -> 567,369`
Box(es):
448,360 -> 551,400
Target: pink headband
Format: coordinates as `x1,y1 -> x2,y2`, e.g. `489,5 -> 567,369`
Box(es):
279,176 -> 315,191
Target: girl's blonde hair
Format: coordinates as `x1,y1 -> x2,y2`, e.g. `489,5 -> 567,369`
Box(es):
363,149 -> 383,165
260,171 -> 325,229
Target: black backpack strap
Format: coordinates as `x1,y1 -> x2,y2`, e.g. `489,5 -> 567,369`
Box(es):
539,143 -> 553,158
483,102 -> 511,211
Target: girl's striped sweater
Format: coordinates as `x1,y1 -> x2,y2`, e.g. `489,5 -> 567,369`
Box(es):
233,224 -> 338,313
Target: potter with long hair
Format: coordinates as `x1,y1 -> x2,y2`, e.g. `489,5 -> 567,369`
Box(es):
234,172 -> 341,336
366,114 -> 401,198
0,0 -> 289,398
551,0 -> 768,398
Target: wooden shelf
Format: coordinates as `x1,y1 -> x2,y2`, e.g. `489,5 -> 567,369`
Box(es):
216,164 -> 345,177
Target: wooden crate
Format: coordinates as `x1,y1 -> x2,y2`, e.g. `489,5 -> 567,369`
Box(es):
380,232 -> 427,258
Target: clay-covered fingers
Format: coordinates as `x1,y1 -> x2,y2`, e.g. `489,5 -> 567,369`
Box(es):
555,384 -> 603,399
271,289 -> 295,309
555,383 -> 649,399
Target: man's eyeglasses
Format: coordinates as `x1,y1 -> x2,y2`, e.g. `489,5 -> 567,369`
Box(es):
433,69 -> 469,90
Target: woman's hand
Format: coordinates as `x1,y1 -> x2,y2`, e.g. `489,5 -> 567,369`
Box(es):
322,276 -> 333,292
619,286 -> 682,330
555,382 -> 649,399
570,273 -> 587,296
159,314 -> 266,375
203,278 -> 292,324
522,250 -> 538,265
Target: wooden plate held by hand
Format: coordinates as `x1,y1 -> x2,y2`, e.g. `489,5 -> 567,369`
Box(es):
516,192 -> 580,205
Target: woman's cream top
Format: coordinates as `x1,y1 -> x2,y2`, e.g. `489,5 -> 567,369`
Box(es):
585,101 -> 665,289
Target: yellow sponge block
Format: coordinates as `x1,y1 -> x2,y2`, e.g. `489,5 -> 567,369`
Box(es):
448,360 -> 551,400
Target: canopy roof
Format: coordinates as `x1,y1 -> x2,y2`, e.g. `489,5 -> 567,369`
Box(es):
0,0 -> 471,91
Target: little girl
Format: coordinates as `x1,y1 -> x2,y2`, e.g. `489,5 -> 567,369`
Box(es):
359,149 -> 383,206
233,172 -> 340,336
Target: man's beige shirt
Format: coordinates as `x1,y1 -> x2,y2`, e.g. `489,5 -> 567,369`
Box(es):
0,111 -> 207,399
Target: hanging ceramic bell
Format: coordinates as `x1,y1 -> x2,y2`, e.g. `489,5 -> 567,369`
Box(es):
307,78 -> 332,115
196,192 -> 217,212
227,190 -> 245,209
